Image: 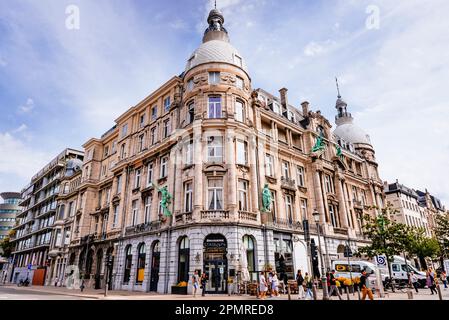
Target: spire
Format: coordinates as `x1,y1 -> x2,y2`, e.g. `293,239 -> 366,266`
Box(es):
335,77 -> 341,99
215,0 -> 217,9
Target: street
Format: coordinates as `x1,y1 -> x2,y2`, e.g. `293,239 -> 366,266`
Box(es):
0,284 -> 448,300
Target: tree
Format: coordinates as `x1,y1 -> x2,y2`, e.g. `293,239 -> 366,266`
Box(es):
434,213 -> 449,259
355,205 -> 405,287
0,230 -> 15,258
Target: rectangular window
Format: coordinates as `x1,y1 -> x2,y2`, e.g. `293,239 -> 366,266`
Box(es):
238,180 -> 249,211
325,174 -> 335,193
207,136 -> 223,163
121,124 -> 128,138
185,139 -> 193,165
187,78 -> 194,91
296,166 -> 305,187
270,190 -> 277,221
112,205 -> 119,228
116,175 -> 122,194
188,102 -> 195,124
147,162 -> 154,186
209,71 -> 220,85
329,204 -> 338,227
120,143 -> 126,159
265,154 -> 274,177
151,106 -> 157,120
164,96 -> 171,112
285,194 -> 293,223
144,195 -> 152,224
138,134 -> 144,152
282,161 -> 290,179
208,96 -> 222,119
105,188 -> 111,205
236,140 -> 248,165
131,200 -> 138,226
160,156 -> 168,178
104,145 -> 109,157
140,113 -> 146,128
235,100 -> 244,122
111,140 -> 117,154
236,76 -> 244,90
207,178 -> 223,210
184,181 -> 193,213
134,168 -> 141,189
300,199 -> 308,219
150,127 -> 157,145
102,214 -> 109,234
352,186 -> 358,202
163,119 -> 171,138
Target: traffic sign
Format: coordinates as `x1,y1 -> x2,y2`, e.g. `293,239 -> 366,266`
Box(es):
343,245 -> 353,257
27,263 -> 32,270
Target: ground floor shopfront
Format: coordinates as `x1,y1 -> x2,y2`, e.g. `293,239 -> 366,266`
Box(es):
98,224 -> 366,295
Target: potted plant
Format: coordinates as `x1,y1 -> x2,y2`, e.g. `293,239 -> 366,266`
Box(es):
171,281 -> 188,295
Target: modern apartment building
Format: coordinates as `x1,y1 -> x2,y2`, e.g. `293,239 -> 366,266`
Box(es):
10,149 -> 84,285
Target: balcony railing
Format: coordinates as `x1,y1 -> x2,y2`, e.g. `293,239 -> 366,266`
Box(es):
238,211 -> 258,222
280,176 -> 296,190
125,221 -> 161,236
333,227 -> 348,235
175,212 -> 193,223
268,218 -> 302,230
201,210 -> 230,220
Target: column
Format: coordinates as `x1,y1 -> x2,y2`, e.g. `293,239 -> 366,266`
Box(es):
193,124 -> 203,220
320,171 -> 330,223
226,129 -> 237,217
312,166 -> 326,224
335,175 -> 349,228
249,134 -> 259,214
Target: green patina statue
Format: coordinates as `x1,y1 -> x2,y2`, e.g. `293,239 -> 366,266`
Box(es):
151,183 -> 173,217
311,132 -> 326,153
336,144 -> 343,160
261,183 -> 272,212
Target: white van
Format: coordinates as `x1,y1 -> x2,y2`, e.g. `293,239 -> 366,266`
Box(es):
331,260 -> 385,290
376,256 -> 427,287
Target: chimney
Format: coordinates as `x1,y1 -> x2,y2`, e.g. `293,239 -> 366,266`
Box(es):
301,101 -> 310,116
279,88 -> 288,108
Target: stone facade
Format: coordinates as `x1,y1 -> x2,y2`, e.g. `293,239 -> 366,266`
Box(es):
62,8 -> 386,294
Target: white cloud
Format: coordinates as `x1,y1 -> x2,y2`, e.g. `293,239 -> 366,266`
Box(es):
0,131 -> 50,191
12,124 -> 28,133
304,40 -> 336,57
0,56 -> 6,67
18,98 -> 34,114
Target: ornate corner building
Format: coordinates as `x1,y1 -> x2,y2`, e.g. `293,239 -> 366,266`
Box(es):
9,9 -> 386,293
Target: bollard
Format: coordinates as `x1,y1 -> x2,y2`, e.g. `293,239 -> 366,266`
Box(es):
312,283 -> 317,300
287,284 -> 291,300
407,290 -> 413,300
436,284 -> 443,301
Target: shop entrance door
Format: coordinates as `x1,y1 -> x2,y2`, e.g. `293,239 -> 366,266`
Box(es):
204,260 -> 227,294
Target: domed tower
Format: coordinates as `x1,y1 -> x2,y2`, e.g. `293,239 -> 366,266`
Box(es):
332,80 -> 383,192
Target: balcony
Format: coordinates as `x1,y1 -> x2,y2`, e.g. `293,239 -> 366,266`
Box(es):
175,212 -> 193,223
238,211 -> 258,222
125,221 -> 161,236
353,200 -> 364,210
280,176 -> 296,191
201,210 -> 230,220
268,218 -> 302,231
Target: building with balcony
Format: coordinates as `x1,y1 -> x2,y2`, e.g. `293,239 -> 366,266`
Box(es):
67,7 -> 385,295
10,148 -> 83,285
384,180 -> 431,236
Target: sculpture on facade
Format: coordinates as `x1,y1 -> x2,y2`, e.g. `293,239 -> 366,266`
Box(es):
311,132 -> 326,153
336,144 -> 343,160
150,183 -> 173,217
261,184 -> 272,212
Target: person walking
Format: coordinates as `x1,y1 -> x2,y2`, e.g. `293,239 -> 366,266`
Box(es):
296,270 -> 305,299
360,270 -> 374,300
259,271 -> 268,300
410,271 -> 419,293
440,270 -> 447,290
271,272 -> 279,297
426,269 -> 437,295
192,270 -> 200,298
304,272 -> 314,300
200,272 -> 208,297
328,270 -> 342,300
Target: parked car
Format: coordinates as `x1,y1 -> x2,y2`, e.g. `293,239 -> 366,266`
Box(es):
331,260 -> 385,290
376,256 -> 427,288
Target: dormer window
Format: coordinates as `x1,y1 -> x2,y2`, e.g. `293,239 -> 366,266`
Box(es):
187,78 -> 194,91
236,76 -> 244,90
273,102 -> 281,114
234,55 -> 243,67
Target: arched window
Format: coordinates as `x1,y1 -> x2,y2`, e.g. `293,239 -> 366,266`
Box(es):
86,249 -> 94,276
136,243 -> 146,284
178,237 -> 190,283
243,235 -> 256,273
123,245 -> 132,284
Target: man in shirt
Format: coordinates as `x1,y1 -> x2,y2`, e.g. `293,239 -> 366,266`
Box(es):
360,270 -> 374,300
328,270 -> 342,300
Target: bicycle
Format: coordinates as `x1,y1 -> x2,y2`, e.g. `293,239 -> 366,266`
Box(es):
383,278 -> 407,293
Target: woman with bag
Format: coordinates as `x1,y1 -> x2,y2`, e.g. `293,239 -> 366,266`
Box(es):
259,271 -> 268,300
304,272 -> 314,300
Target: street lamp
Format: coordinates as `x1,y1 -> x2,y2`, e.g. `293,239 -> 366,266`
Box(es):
313,209 -> 329,300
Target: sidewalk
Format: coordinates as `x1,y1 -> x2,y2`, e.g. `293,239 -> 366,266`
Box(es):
1,283 -> 447,300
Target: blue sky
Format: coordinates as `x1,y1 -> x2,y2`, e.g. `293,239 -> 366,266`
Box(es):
0,0 -> 448,206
